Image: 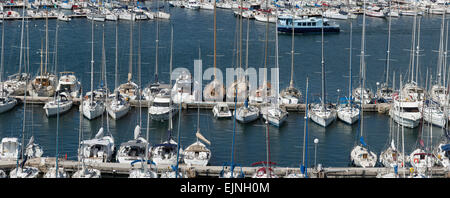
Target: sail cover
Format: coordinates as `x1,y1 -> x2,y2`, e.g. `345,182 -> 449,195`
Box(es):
360,136 -> 367,147
134,125 -> 141,140
196,132 -> 211,145
441,144 -> 450,151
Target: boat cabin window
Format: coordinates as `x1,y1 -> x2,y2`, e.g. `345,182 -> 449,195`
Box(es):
382,89 -> 393,94
362,153 -> 368,159
312,22 -> 316,26
59,84 -> 72,91
125,146 -> 145,157
153,102 -> 170,107
307,22 -> 311,26
401,107 -> 419,112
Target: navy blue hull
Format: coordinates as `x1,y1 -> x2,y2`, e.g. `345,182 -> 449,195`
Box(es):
277,27 -> 340,34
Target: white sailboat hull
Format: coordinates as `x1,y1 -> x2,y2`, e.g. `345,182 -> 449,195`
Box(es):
106,101 -> 130,120
350,145 -> 377,168
337,106 -> 360,125
44,100 -> 73,117
81,100 -> 105,120
309,108 -> 337,127
0,98 -> 17,113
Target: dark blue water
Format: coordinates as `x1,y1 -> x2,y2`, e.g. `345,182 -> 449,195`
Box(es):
0,4 -> 446,168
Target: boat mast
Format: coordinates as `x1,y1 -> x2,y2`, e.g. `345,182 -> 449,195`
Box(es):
443,20 -> 449,87
264,0 -> 271,178
437,10 -> 445,86
138,19 -> 142,127
289,5 -> 295,88
239,0 -> 242,76
213,0 -> 217,80
415,17 -> 421,85
90,20 -> 94,104
302,77 -> 309,177
168,25 -> 174,137
385,0 -> 392,87
245,12 -> 250,101
115,21 -> 118,92
321,8 -> 325,109
0,13 -> 4,93
408,1 -> 417,83
360,0 -> 366,139
45,9 -> 48,75
128,12 -> 133,83
349,22 -> 353,105
155,3 -> 159,83
18,0 -> 25,75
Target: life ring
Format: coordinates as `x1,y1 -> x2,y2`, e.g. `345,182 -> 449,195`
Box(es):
84,95 -> 88,100
413,158 -> 419,163
409,167 -> 414,173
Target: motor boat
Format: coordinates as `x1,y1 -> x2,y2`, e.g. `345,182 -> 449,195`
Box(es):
212,102 -> 232,118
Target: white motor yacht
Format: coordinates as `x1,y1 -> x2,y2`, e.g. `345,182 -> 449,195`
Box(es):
0,137 -> 20,161
148,88 -> 179,121
56,72 -> 81,98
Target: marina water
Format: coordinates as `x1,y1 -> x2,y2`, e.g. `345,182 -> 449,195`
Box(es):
0,5 -> 446,168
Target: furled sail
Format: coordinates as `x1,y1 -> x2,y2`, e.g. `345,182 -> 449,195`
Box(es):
196,131 -> 211,145
95,127 -> 104,139
134,125 -> 141,140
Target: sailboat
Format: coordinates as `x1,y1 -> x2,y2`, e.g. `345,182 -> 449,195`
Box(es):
219,70 -> 244,178
350,2 -> 377,168
72,93 -> 101,178
183,103 -> 211,166
285,77 -> 309,178
308,10 -> 337,128
430,13 -> 448,106
261,15 -> 288,127
44,25 -> 73,117
28,10 -> 57,98
337,22 -> 360,125
9,70 -> 39,178
3,2 -> 29,97
129,88 -> 157,178
0,13 -> 17,113
151,27 -> 183,167
116,125 -> 149,164
279,7 -> 302,105
226,3 -> 247,103
148,27 -> 179,122
234,15 -> 259,124
401,3 -> 425,104
379,104 -> 405,168
204,0 -> 225,102
107,23 -> 130,120
376,2 -> 395,103
81,19 -> 106,120
43,87 -> 69,178
115,14 -> 139,101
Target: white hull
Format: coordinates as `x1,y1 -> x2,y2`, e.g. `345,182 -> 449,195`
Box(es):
44,100 -> 73,117
309,107 -> 337,127
72,168 -> 101,178
9,167 -> 39,178
389,109 -> 420,128
351,145 -> 377,168
81,100 -> 105,120
129,169 -> 158,178
0,98 -> 17,113
337,106 -> 359,125
235,106 -> 260,123
43,167 -> 69,178
107,101 -> 130,120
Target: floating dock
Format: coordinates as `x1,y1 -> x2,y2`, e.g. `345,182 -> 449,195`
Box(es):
0,157 -> 448,178
12,96 -> 391,113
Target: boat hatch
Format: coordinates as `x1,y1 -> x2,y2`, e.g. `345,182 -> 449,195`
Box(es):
362,153 -> 368,159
